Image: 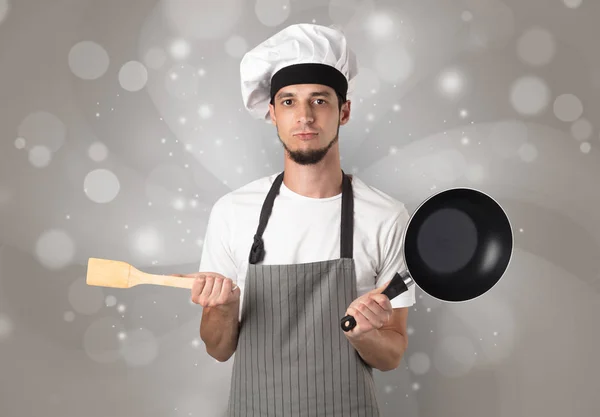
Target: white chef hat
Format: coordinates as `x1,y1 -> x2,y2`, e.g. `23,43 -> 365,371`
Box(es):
240,23 -> 358,121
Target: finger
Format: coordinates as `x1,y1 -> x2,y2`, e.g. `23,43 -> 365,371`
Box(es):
210,276 -> 224,304
371,294 -> 393,312
357,300 -> 387,328
199,276 -> 215,305
346,306 -> 371,334
191,276 -> 206,302
218,279 -> 234,303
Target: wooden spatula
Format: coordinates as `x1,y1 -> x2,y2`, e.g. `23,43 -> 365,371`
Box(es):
86,258 -> 196,289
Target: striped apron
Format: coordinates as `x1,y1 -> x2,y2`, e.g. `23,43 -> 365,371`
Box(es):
227,171 -> 381,417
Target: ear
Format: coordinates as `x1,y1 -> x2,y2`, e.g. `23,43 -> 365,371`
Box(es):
268,103 -> 277,126
340,100 -> 351,126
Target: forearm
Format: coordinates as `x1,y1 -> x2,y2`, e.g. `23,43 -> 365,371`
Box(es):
346,329 -> 407,372
200,303 -> 240,362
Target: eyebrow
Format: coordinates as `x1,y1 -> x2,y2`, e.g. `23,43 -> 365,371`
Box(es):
275,91 -> 333,100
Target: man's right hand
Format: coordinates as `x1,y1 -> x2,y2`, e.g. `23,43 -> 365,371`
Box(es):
170,272 -> 240,308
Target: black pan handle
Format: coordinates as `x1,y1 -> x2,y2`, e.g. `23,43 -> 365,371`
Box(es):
341,271 -> 413,332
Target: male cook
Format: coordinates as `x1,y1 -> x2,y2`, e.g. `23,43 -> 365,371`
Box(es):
175,23 -> 416,416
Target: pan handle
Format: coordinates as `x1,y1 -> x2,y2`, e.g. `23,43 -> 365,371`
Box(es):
340,271 -> 414,332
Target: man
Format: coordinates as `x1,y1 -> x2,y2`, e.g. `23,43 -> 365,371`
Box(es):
177,23 -> 416,416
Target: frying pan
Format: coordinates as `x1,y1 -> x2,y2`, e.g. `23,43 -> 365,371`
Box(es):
341,187 -> 513,332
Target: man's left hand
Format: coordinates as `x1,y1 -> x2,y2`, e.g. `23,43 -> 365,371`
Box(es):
343,283 -> 393,340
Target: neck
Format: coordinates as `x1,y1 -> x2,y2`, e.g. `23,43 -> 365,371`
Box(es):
282,145 -> 343,198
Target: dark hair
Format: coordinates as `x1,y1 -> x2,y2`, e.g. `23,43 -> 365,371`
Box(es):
336,93 -> 347,111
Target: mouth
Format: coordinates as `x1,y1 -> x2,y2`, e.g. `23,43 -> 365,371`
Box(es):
294,133 -> 319,140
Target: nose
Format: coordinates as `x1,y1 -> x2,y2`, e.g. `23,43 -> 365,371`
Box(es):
296,103 -> 314,124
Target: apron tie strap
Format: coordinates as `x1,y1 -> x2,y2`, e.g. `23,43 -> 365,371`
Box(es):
248,170 -> 353,264
249,234 -> 265,264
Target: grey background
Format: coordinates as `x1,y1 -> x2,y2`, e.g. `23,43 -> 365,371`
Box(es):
1,0 -> 599,416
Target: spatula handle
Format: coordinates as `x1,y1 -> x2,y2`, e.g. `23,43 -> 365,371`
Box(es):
130,269 -> 195,289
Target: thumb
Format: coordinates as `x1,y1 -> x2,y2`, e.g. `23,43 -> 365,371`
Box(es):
371,280 -> 391,295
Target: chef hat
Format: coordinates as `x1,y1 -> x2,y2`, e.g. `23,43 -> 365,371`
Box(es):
240,23 -> 358,121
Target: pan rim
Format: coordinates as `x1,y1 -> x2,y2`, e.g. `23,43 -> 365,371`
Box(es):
400,186 -> 515,304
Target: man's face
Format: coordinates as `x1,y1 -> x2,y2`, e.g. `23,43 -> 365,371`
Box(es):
268,84 -> 351,165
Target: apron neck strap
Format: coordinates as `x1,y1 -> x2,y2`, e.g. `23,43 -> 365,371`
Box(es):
249,170 -> 354,264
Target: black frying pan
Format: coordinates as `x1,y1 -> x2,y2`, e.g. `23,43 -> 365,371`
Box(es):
341,187 -> 513,332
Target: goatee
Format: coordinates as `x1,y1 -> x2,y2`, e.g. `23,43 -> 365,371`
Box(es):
278,123 -> 340,165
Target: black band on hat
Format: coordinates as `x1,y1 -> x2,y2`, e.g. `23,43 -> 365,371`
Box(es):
269,63 -> 348,104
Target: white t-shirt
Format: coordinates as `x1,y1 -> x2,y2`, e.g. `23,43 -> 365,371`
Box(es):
198,173 -> 416,319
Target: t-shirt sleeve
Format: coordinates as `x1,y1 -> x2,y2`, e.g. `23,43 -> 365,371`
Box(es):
375,204 -> 416,309
198,194 -> 238,281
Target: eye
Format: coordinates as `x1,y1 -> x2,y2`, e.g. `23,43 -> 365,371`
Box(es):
282,99 -> 293,106
315,99 -> 326,105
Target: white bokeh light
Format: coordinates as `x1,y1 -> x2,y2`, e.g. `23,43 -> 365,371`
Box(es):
408,352 -> 431,375
35,229 -> 75,270
132,227 -> 164,258
0,313 -> 14,339
170,39 -> 191,60
461,11 -> 473,22
198,104 -> 213,119
84,169 -> 120,204
144,47 -> 167,70
119,61 -> 148,92
28,146 -> 52,168
225,35 -> 248,58
68,277 -> 104,315
68,41 -> 110,80
255,0 -> 290,27
437,69 -> 465,98
518,143 -> 538,162
119,328 -> 159,367
14,137 -> 26,149
516,27 -> 555,67
88,142 -> 108,162
172,198 -> 185,210
553,93 -> 583,122
571,118 -> 593,140
581,142 -> 591,153
509,76 -> 550,116
434,336 -> 477,378
18,111 -> 66,152
0,0 -> 9,26
165,64 -> 199,99
563,0 -> 582,8
364,11 -> 395,41
64,311 -> 75,322
105,295 -> 117,307
83,317 -> 124,363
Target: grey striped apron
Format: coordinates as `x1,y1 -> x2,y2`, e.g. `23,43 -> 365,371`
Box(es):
227,171 -> 381,417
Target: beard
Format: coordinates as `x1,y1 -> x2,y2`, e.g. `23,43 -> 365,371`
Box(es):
277,121 -> 340,165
